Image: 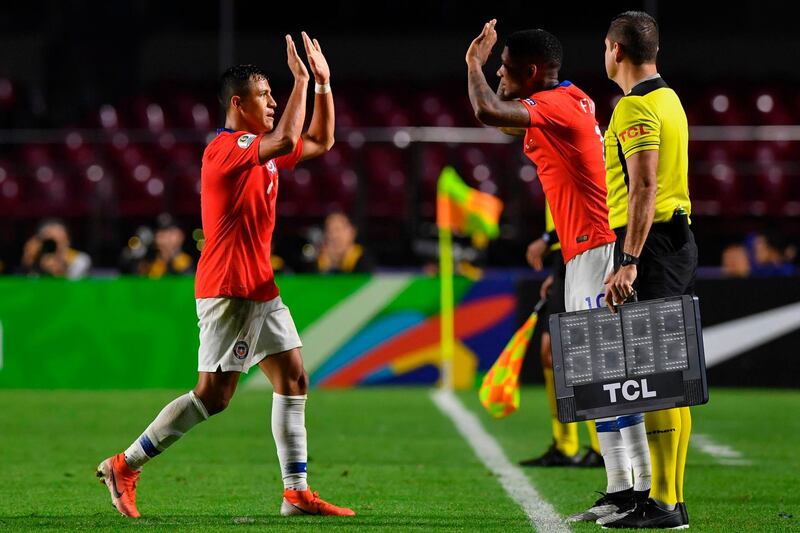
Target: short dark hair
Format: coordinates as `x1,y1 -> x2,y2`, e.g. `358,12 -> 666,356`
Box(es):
608,11 -> 659,65
505,29 -> 563,70
218,64 -> 269,111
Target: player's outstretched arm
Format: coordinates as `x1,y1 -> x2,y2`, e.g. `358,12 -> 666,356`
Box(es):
496,80 -> 526,136
300,31 -> 334,162
466,20 -> 529,128
259,35 -> 309,164
499,127 -> 526,137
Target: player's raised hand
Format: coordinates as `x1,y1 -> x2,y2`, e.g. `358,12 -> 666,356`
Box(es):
286,34 -> 310,82
301,31 -> 330,84
466,19 -> 498,66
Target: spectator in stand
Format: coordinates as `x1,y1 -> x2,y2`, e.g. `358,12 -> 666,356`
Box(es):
21,219 -> 91,279
720,243 -> 751,278
749,231 -> 796,277
315,212 -> 375,273
137,213 -> 194,278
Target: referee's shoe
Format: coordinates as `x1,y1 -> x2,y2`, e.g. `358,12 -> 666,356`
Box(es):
518,442 -> 580,467
600,498 -> 688,529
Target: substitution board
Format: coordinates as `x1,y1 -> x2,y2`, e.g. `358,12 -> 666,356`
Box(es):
549,295 -> 708,423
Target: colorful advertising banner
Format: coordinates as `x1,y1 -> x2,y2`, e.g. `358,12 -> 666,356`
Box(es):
0,275 -> 516,389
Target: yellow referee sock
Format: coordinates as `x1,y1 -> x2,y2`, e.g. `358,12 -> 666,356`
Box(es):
675,407 -> 692,503
645,407 -> 682,506
586,420 -> 601,453
544,367 -> 579,457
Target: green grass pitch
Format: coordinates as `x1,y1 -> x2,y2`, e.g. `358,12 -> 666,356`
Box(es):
0,387 -> 797,531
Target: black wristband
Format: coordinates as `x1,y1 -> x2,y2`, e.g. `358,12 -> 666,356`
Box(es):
620,253 -> 640,267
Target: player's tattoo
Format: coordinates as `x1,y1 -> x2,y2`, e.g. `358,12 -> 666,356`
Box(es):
467,65 -> 529,128
467,66 -> 498,114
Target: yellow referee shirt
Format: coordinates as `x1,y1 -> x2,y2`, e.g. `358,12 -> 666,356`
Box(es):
604,76 -> 691,229
544,201 -> 562,252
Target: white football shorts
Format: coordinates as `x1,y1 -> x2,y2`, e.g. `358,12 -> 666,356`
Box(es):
196,295 -> 302,373
564,243 -> 615,312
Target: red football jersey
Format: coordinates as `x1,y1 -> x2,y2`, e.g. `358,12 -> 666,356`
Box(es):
195,130 -> 303,301
520,81 -> 616,263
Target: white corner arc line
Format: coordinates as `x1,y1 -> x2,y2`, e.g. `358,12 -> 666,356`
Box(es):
431,390 -> 570,533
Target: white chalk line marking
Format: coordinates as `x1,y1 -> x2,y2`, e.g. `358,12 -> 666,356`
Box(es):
431,389 -> 570,533
692,433 -> 752,466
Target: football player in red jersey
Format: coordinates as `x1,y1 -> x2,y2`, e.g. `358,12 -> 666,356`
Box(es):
97,33 -> 354,518
466,20 -> 652,525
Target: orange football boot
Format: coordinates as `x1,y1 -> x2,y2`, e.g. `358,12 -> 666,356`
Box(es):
281,487 -> 355,516
96,453 -> 141,518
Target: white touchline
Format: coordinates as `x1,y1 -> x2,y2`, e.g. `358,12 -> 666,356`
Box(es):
691,433 -> 752,466
431,390 -> 570,533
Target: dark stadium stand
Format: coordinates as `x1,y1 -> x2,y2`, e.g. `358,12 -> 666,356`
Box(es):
1,76 -> 799,267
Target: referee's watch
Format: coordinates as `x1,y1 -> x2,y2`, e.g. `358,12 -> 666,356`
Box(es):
620,253 -> 640,267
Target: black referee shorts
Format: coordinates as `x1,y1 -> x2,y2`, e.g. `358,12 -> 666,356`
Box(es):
613,218 -> 698,300
541,249 -> 567,335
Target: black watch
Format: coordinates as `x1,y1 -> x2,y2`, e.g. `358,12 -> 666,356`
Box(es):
620,253 -> 640,267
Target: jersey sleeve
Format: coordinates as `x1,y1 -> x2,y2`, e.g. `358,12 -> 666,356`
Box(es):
518,93 -> 569,129
274,137 -> 304,170
205,132 -> 263,175
612,97 -> 661,158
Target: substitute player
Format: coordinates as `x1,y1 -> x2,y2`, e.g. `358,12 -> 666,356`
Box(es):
518,205 -> 603,468
599,11 -> 696,529
97,33 -> 354,518
466,19 -> 651,522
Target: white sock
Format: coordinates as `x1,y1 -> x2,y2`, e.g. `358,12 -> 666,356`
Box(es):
124,391 -> 209,470
272,393 -> 308,491
595,417 -> 633,493
617,413 -> 652,492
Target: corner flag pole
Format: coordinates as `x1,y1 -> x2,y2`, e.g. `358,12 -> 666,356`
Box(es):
437,191 -> 455,391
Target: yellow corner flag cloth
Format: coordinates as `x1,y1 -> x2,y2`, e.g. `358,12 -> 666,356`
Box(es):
436,166 -> 503,239
479,300 -> 545,418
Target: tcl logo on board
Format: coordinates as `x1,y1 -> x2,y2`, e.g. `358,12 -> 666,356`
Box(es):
603,379 -> 657,403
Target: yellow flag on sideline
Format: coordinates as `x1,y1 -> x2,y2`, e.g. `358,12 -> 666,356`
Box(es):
479,300 -> 545,418
436,166 -> 503,239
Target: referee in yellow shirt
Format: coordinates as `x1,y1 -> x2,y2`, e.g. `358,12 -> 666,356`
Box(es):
600,11 -> 696,529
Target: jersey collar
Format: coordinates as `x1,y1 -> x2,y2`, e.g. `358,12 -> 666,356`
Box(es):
216,127 -> 235,135
530,80 -> 571,98
627,75 -> 668,97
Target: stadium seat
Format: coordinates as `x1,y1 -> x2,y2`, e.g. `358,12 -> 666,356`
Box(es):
416,92 -> 457,127
172,171 -> 202,216
783,171 -> 800,217
276,166 -> 323,217
419,145 -> 450,218
0,159 -> 22,218
96,103 -> 124,130
750,88 -> 793,125
362,145 -> 407,218
173,93 -> 215,130
130,96 -> 169,132
366,91 -> 411,127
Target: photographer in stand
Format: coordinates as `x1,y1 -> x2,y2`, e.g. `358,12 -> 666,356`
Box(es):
21,219 -> 91,279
